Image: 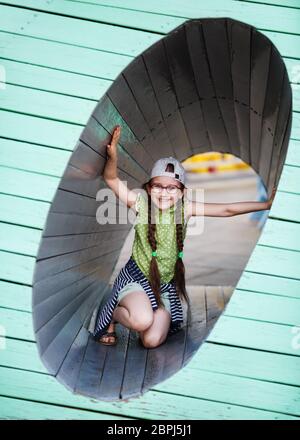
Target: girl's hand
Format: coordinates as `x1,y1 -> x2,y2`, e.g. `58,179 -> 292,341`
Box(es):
267,185 -> 277,209
107,125 -> 121,161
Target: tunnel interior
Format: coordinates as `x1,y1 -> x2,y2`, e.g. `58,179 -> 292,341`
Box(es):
32,17 -> 292,401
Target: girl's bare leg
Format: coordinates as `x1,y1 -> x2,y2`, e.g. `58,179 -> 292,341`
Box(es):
112,291 -> 154,331
139,307 -> 171,348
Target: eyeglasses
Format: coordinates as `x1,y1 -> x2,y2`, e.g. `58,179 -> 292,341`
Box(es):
150,183 -> 181,194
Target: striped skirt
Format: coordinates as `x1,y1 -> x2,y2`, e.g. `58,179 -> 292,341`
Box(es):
92,256 -> 184,339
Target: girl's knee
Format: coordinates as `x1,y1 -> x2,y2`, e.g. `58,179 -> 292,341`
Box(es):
141,332 -> 166,348
130,312 -> 153,331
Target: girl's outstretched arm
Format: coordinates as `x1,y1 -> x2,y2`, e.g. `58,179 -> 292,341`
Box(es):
188,186 -> 277,217
103,125 -> 138,210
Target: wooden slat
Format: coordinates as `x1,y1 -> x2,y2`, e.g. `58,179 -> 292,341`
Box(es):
0,365 -> 296,419
236,271 -> 300,300
154,366 -> 300,416
207,315 -> 300,356
0,251 -> 35,285
245,244 -> 300,280
224,289 -> 300,325
33,249 -> 120,306
0,58 -> 108,100
0,223 -> 41,256
0,193 -> 49,229
236,0 -> 300,8
0,396 -> 130,420
257,218 -> 300,252
2,337 -> 300,388
0,138 -> 71,176
286,139 -> 300,167
0,281 -> 31,312
2,0 -> 300,35
187,342 -> 300,387
1,55 -> 299,103
120,330 -> 148,400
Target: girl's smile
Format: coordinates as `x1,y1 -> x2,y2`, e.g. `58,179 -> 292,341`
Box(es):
146,176 -> 184,211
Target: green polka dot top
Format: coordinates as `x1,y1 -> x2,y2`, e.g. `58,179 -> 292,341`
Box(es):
131,192 -> 188,283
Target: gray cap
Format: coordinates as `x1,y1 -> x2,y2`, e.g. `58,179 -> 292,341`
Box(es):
150,156 -> 186,185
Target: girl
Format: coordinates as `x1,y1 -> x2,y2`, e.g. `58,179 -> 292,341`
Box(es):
92,125 -> 276,348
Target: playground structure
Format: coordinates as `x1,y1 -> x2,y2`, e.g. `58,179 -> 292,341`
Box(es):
32,17 -> 291,401
0,0 -> 299,419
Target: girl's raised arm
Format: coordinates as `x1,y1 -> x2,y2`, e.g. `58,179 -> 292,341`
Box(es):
103,125 -> 138,211
187,186 -> 276,217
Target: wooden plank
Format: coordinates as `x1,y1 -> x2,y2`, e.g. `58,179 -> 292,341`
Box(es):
245,244 -> 300,280
36,228 -> 128,260
32,249 -> 120,307
182,286 -> 224,367
0,58 -> 109,100
0,193 -> 49,229
185,20 -> 230,153
236,271 -> 300,300
0,365 -> 296,419
0,395 -> 130,420
0,251 -> 35,285
36,285 -> 100,375
56,292 -> 108,393
257,218 -> 300,252
2,337 -> 300,388
1,181 -> 300,233
0,33 -> 129,78
2,0 -> 300,36
120,329 -> 148,400
33,239 -> 122,282
236,0 -> 300,8
0,3 -> 161,56
97,327 -> 130,400
33,275 -> 105,333
187,342 -> 300,387
207,315 -> 300,356
0,166 -> 59,201
224,289 -> 300,325
277,163 -> 300,193
0,308 -> 34,341
0,110 -> 298,162
1,55 -> 299,105
0,83 -> 95,125
0,223 -> 41,256
0,138 -> 71,176
154,366 -> 300,417
0,281 -> 31,312
42,213 -> 129,238
285,139 -> 300,167
74,333 -> 108,398
141,325 -> 187,394
162,26 -> 207,157
0,21 -> 298,87
270,190 -> 300,222
0,110 -> 81,150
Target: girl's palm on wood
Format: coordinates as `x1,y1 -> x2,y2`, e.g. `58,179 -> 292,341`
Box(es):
107,125 -> 121,159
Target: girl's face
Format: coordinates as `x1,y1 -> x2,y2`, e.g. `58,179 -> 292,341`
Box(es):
146,176 -> 184,211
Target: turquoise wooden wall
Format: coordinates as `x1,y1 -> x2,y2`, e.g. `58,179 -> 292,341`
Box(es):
0,0 -> 299,419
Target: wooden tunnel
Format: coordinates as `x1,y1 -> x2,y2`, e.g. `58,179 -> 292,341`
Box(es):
32,17 -> 292,401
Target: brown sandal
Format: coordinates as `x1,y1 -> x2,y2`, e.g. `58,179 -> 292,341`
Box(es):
98,331 -> 118,346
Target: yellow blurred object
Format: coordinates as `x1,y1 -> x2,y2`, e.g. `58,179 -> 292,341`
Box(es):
183,152 -> 231,163
183,152 -> 251,173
